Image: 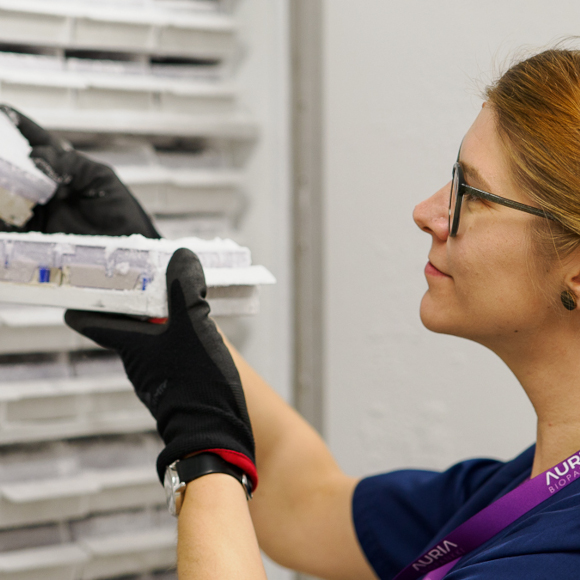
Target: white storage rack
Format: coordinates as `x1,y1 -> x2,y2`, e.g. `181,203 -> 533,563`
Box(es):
0,1 -> 265,578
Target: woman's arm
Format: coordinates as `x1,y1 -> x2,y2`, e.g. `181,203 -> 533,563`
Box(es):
224,337 -> 377,580
177,473 -> 267,579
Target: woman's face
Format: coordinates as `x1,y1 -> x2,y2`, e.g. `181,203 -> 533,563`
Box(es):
413,106 -> 560,348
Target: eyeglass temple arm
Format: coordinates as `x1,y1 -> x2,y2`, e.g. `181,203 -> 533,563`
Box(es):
463,185 -> 557,222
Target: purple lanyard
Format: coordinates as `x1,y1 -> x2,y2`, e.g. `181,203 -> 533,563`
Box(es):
393,448 -> 580,580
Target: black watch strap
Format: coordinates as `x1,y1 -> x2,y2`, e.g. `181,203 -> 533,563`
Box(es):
176,453 -> 252,499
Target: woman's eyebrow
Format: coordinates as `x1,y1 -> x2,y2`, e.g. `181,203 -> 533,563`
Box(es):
462,162 -> 493,192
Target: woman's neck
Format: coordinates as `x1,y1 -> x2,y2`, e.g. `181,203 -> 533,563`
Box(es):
532,420 -> 580,478
523,364 -> 580,478
490,328 -> 580,479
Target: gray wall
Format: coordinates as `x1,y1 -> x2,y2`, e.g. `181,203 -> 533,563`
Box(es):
320,1 -> 580,477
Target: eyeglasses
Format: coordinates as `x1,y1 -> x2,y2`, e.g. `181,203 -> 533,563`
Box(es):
448,161 -> 557,237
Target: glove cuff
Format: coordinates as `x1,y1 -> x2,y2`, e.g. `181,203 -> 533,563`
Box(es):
157,441 -> 258,492
204,448 -> 258,492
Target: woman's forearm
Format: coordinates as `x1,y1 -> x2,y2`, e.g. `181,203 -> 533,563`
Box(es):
177,473 -> 267,580
223,337 -> 376,579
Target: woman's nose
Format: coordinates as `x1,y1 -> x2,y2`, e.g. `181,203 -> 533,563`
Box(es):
413,183 -> 451,240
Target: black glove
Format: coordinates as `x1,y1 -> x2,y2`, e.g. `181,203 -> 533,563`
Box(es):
65,248 -> 258,490
0,104 -> 160,238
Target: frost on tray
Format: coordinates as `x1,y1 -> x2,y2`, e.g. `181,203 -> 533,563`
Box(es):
0,232 -> 275,318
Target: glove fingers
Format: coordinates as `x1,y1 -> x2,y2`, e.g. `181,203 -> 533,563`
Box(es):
165,249 -> 210,321
164,249 -> 236,388
65,309 -> 159,349
32,147 -> 115,189
30,146 -> 66,184
0,105 -> 65,150
31,147 -> 161,238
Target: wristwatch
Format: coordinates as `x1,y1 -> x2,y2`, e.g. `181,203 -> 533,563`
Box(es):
164,452 -> 253,516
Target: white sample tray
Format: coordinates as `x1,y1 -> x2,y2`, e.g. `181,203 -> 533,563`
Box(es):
0,528 -> 176,580
115,167 -> 244,217
0,0 -> 237,59
0,233 -> 275,318
0,465 -> 163,529
0,59 -> 237,115
0,307 -> 95,354
25,108 -> 258,141
0,373 -> 155,444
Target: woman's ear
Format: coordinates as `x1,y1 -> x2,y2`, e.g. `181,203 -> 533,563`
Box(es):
562,254 -> 580,311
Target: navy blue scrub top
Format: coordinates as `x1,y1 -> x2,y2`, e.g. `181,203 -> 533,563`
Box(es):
353,446 -> 580,579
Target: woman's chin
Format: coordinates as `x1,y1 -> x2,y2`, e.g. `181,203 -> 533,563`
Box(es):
420,312 -> 451,334
419,294 -> 460,336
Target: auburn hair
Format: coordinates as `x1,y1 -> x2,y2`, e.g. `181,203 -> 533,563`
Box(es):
486,48 -> 580,258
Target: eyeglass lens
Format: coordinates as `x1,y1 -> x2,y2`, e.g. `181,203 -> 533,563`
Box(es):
449,164 -> 461,236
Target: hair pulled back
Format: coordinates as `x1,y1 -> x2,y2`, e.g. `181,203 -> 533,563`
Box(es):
486,48 -> 580,258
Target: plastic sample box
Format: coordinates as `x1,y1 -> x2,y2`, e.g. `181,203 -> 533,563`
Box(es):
0,110 -> 57,226
0,232 -> 275,317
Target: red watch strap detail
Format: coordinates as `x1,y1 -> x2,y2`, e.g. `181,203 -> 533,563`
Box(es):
205,448 -> 258,491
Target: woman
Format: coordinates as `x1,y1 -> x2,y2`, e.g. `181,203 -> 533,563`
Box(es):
65,48 -> 580,579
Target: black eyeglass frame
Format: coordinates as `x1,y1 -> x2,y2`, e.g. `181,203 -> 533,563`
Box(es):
448,161 -> 558,237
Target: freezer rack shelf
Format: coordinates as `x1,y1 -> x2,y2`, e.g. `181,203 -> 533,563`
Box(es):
116,167 -> 244,217
23,108 -> 257,141
0,1 -> 237,60
0,527 -> 176,580
0,465 -> 163,529
0,63 -> 238,116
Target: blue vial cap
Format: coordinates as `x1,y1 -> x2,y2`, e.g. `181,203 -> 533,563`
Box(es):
39,267 -> 50,284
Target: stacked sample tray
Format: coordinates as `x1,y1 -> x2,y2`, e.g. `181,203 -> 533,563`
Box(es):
0,351 -> 173,580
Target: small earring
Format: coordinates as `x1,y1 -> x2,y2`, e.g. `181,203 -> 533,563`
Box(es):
561,290 -> 577,311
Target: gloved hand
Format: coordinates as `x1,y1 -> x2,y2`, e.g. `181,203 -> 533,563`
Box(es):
65,248 -> 257,490
0,104 -> 160,238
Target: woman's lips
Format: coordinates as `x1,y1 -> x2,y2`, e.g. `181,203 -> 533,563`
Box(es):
425,261 -> 450,278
